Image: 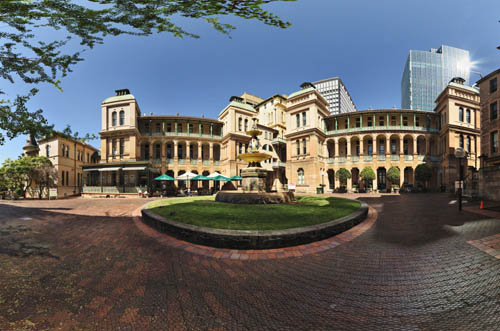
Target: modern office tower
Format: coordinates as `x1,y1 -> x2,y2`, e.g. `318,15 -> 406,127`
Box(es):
401,45 -> 471,111
313,77 -> 357,114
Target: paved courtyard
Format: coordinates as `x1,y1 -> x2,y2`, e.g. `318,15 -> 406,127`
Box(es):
0,194 -> 499,330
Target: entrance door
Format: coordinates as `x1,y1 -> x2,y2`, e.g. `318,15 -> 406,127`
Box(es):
377,168 -> 386,190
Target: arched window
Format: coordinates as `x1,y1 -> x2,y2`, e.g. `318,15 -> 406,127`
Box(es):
298,168 -> 305,185
466,109 -> 471,123
46,145 -> 50,157
120,138 -> 125,156
238,118 -> 242,131
177,144 -> 183,159
459,135 -> 464,149
244,119 -> 248,131
119,111 -> 125,125
296,140 -> 300,155
459,107 -> 463,122
112,111 -> 117,126
238,143 -> 243,154
296,114 -> 300,128
66,145 -> 69,157
302,112 -> 307,126
268,145 -> 273,152
302,138 -> 307,155
262,144 -> 267,151
466,136 -> 471,152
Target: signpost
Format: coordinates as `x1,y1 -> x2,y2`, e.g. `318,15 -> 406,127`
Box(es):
49,188 -> 57,200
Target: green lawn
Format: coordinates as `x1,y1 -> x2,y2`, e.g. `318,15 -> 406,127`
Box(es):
147,195 -> 361,230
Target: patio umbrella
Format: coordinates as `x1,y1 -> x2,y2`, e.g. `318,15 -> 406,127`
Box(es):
206,172 -> 222,179
176,171 -> 198,181
213,175 -> 231,181
229,176 -> 243,181
191,174 -> 210,181
154,174 -> 175,181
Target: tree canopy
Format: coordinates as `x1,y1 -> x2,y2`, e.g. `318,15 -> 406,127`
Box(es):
335,168 -> 351,181
0,0 -> 296,144
386,166 -> 400,186
415,164 -> 432,184
360,167 -> 376,181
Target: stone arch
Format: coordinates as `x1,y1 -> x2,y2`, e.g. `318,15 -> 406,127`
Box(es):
389,134 -> 401,155
338,138 -> 348,157
351,168 -> 360,186
177,170 -> 186,188
140,141 -> 151,160
362,135 -> 374,156
326,139 -> 336,158
350,136 -> 361,156
177,141 -> 187,159
327,169 -> 335,190
165,140 -> 174,160
404,167 -> 414,186
402,134 -> 414,155
376,134 -> 387,156
416,135 -> 426,155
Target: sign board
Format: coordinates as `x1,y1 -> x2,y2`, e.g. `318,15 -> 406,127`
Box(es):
455,181 -> 463,190
49,188 -> 58,200
288,184 -> 296,190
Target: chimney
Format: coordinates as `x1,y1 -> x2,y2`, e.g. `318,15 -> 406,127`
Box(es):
300,82 -> 316,89
229,96 -> 244,103
115,89 -> 130,96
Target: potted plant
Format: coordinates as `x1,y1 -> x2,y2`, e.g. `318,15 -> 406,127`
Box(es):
352,184 -> 359,193
387,166 -> 400,193
415,164 -> 432,192
360,166 -> 376,193
335,168 -> 351,193
392,184 -> 399,193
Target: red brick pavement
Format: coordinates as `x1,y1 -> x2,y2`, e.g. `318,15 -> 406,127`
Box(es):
0,194 -> 499,330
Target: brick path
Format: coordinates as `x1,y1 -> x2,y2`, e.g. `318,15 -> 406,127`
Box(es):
0,194 -> 499,330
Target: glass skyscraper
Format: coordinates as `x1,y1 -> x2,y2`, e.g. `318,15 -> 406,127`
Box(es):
401,45 -> 471,111
313,77 -> 357,114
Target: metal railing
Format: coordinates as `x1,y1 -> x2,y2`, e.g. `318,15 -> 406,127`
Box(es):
377,155 -> 386,161
404,155 -> 413,161
338,157 -> 346,163
351,156 -> 359,163
326,125 -> 439,135
363,155 -> 373,162
178,159 -> 186,165
214,160 -> 220,166
327,158 -> 334,164
390,155 -> 400,161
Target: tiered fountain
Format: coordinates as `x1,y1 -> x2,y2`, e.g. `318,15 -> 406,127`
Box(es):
215,125 -> 294,204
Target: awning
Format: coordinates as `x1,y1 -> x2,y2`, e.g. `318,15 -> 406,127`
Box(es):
122,166 -> 147,171
98,167 -> 122,172
83,168 -> 100,172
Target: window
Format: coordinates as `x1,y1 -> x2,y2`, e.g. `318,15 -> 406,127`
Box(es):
244,119 -> 248,131
302,138 -> 307,155
490,77 -> 498,93
167,144 -> 173,159
403,139 -> 409,155
46,145 -> 50,157
302,112 -> 306,126
61,143 -> 65,157
379,116 -> 384,126
296,140 -> 300,155
66,171 -> 69,186
238,118 -> 242,131
112,139 -> 117,156
145,122 -> 150,132
61,171 -> 65,186
466,109 -> 471,123
367,118 -> 372,127
87,153 -> 89,163
416,116 -> 420,127
296,114 -> 300,128
120,138 -> 124,156
356,117 -> 361,128
490,102 -> 498,120
119,111 -> 125,125
167,123 -> 172,132
297,168 -> 305,185
466,136 -> 471,153
156,123 -> 161,133
459,135 -> 464,149
188,124 -> 193,134
177,123 -> 182,133
391,116 -> 396,126
491,131 -> 499,154
367,140 -> 373,156
66,146 -> 69,157
379,140 -> 385,155
403,116 -> 408,126
155,143 -> 161,159
238,143 -> 242,154
355,141 -> 360,156
391,139 -> 397,154
178,144 -> 183,158
112,111 -> 117,126
459,107 -> 464,122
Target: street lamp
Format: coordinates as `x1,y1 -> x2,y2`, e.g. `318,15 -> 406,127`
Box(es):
454,148 -> 467,211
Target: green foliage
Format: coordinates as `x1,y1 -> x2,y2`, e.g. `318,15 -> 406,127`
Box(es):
415,164 -> 432,184
335,168 -> 352,181
360,167 -> 376,181
0,156 -> 55,198
386,166 -> 400,185
0,0 -> 296,144
148,195 -> 361,230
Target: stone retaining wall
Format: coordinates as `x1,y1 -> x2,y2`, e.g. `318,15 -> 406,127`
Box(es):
141,201 -> 369,249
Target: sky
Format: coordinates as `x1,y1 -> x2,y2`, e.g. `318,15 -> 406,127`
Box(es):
1,0 -> 499,163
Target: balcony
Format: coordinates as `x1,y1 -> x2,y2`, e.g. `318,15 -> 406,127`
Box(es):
325,125 -> 440,135
166,159 -> 174,164
214,160 -> 220,166
203,160 -> 210,166
83,186 -> 147,194
351,156 -> 359,163
179,159 -> 186,165
190,159 -> 198,165
272,161 -> 286,168
417,155 -> 425,161
390,155 -> 400,161
377,155 -> 386,161
140,131 -> 222,139
272,137 -> 287,145
363,155 -> 373,162
404,155 -> 413,161
327,158 -> 334,164
338,157 -> 346,163
152,158 -> 162,164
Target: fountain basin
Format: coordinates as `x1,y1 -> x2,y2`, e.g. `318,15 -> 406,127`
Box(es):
215,191 -> 295,204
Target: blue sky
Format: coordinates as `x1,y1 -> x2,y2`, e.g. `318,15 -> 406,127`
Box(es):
1,0 -> 499,163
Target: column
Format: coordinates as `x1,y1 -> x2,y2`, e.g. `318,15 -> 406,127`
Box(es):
386,114 -> 389,128
386,135 -> 390,156
372,135 -> 377,156
334,139 -> 339,157
199,123 -> 202,137
346,137 -> 351,159
210,124 -> 213,137
175,122 -> 178,135
335,119 -> 338,131
173,140 -> 178,159
413,114 -> 416,129
359,137 -> 364,156
426,138 -> 431,156
347,117 -> 350,129
413,136 -> 418,156
400,113 -> 403,129
149,142 -> 153,159
373,171 -> 378,190
399,135 -> 404,155
209,142 -> 214,160
198,143 -> 202,160
360,116 -> 363,128
347,175 -> 352,191
373,114 -> 376,128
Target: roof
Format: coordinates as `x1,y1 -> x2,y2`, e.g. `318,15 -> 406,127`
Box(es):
325,108 -> 436,119
287,87 -> 315,99
448,82 -> 479,94
102,94 -> 135,104
219,101 -> 256,116
476,68 -> 500,85
254,94 -> 287,108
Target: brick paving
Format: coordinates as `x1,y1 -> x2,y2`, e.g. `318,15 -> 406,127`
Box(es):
0,194 -> 499,330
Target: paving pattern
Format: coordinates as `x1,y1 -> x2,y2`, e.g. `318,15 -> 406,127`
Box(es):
0,194 -> 499,330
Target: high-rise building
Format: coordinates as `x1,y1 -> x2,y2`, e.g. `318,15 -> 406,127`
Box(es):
313,77 -> 357,114
401,45 -> 471,111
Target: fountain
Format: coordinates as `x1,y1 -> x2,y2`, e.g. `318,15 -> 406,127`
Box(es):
215,125 -> 294,204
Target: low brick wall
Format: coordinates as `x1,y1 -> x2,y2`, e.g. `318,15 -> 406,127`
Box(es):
141,201 -> 369,250
478,166 -> 500,201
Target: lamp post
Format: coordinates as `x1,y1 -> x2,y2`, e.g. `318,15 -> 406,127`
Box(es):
455,148 -> 466,211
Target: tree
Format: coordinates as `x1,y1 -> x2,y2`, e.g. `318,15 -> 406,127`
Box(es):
335,168 -> 351,187
360,166 -> 376,188
415,163 -> 432,189
0,157 -> 33,197
25,156 -> 57,199
386,166 -> 400,187
0,0 -> 296,144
